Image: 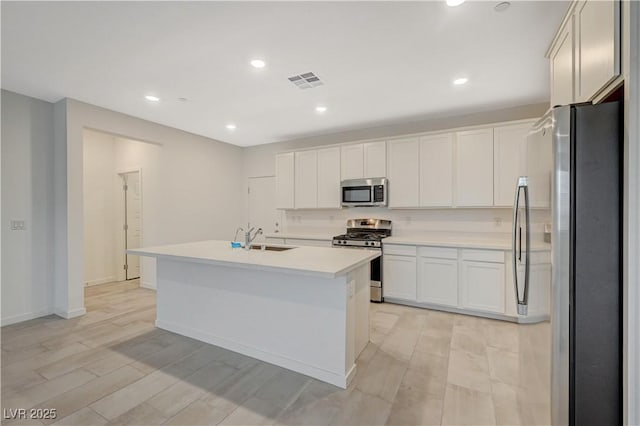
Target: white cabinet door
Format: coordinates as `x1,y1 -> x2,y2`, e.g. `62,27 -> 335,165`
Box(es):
419,134 -> 454,207
275,152 -> 295,209
294,150 -> 318,209
461,260 -> 505,314
364,141 -> 386,178
455,128 -> 494,207
493,123 -> 530,207
418,257 -> 458,307
383,254 -> 417,301
341,144 -> 364,180
317,147 -> 341,208
575,0 -> 620,102
550,17 -> 575,107
387,138 -> 420,208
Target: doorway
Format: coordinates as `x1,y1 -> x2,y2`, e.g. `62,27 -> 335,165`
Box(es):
248,176 -> 282,239
120,171 -> 141,280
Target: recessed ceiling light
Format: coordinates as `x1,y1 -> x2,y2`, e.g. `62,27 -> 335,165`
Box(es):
315,106 -> 327,113
226,124 -> 237,130
453,77 -> 469,86
145,95 -> 160,102
250,59 -> 266,69
494,1 -> 511,12
446,0 -> 466,6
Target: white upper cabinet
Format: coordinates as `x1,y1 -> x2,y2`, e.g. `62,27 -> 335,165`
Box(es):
550,16 -> 575,107
340,144 -> 364,180
575,0 -> 620,102
455,128 -> 494,207
493,123 -> 531,207
275,152 -> 295,209
317,147 -> 341,209
341,142 -> 387,180
387,138 -> 420,208
548,0 -> 620,105
363,141 -> 387,178
419,134 -> 454,207
294,150 -> 318,209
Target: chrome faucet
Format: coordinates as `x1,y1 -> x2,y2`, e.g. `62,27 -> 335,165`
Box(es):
244,226 -> 263,250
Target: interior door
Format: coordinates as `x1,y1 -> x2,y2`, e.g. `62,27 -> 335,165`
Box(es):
123,171 -> 141,280
248,176 -> 282,241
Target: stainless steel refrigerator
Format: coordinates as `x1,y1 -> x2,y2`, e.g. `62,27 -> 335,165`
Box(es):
512,101 -> 622,426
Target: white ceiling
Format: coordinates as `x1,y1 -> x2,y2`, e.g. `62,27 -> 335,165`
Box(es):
1,1 -> 568,147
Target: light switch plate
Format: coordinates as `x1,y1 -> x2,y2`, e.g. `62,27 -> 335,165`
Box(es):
10,220 -> 26,231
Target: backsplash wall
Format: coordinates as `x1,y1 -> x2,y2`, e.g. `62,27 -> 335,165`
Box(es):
281,207 -> 551,242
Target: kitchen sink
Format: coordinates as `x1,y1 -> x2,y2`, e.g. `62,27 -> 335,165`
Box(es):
249,244 -> 295,252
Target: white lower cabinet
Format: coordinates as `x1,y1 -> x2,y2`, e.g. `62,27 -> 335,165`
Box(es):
382,243 -> 550,322
460,260 -> 505,314
383,253 -> 417,301
417,248 -> 458,307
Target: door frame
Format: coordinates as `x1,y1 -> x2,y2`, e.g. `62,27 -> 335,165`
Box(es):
115,167 -> 142,282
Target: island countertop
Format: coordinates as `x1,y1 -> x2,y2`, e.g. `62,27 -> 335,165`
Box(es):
127,240 -> 380,279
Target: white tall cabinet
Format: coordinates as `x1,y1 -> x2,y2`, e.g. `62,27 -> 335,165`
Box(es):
275,152 -> 295,209
419,134 -> 454,207
387,138 -> 420,208
455,128 -> 494,207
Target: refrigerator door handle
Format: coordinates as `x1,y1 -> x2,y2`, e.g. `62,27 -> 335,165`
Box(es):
512,176 -> 529,316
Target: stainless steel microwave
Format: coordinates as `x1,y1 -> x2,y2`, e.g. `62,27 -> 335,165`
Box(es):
341,178 -> 387,207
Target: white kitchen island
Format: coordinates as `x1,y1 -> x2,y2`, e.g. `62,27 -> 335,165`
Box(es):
127,240 -> 378,388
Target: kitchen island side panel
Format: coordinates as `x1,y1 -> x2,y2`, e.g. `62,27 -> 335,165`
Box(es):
154,258 -> 367,388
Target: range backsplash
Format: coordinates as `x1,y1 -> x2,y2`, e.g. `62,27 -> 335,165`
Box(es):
281,207 -> 551,243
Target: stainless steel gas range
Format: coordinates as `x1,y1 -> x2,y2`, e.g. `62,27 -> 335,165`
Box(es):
332,219 -> 391,302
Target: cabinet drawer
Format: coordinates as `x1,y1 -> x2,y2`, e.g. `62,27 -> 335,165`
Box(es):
418,246 -> 458,260
461,249 -> 504,263
383,244 -> 417,256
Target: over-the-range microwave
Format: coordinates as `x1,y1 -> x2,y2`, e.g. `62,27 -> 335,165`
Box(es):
341,178 -> 387,207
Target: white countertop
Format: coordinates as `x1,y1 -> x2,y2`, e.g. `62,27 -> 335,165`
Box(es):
383,236 -> 551,251
128,240 -> 379,279
264,232 -> 334,241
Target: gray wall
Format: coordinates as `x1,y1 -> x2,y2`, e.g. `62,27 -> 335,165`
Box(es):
1,90 -> 55,324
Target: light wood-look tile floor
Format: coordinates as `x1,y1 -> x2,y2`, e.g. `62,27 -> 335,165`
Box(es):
2,280 -> 522,425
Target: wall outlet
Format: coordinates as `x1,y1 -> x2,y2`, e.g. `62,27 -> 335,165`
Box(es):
10,220 -> 26,231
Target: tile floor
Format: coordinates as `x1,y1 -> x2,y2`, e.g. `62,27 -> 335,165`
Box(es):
1,280 -> 523,425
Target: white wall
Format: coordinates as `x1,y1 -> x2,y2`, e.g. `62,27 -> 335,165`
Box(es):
111,133 -> 248,289
242,102 -> 550,240
55,98 -> 245,314
1,90 -> 55,325
82,130 -> 117,286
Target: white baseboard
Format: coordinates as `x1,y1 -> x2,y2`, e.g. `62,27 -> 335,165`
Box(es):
54,307 -> 86,319
1,308 -> 54,326
156,319 -> 350,389
84,276 -> 116,287
140,281 -> 156,290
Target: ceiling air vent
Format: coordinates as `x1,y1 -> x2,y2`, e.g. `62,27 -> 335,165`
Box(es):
288,72 -> 324,90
